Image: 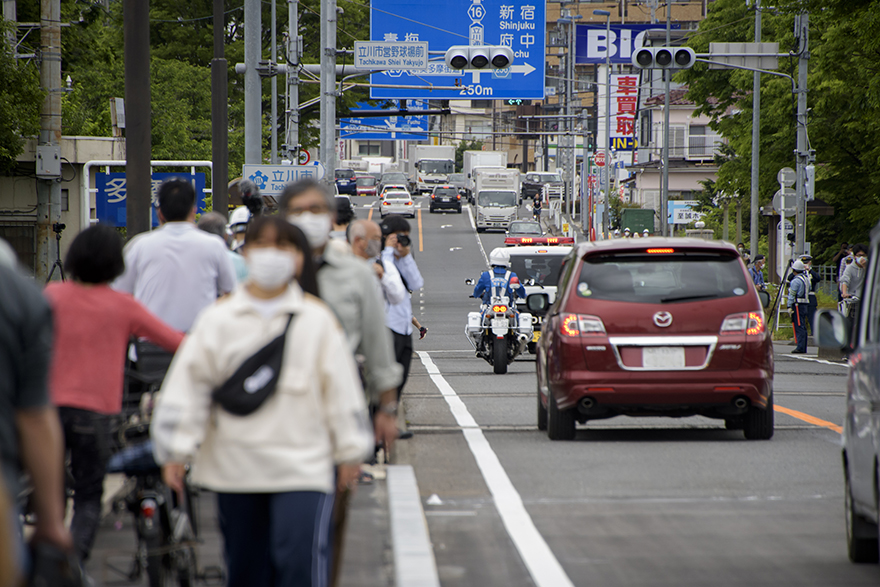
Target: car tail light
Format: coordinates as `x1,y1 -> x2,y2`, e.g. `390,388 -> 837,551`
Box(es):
720,312 -> 764,335
560,314 -> 606,337
404,201 -> 413,206
492,305 -> 508,313
647,248 -> 674,254
140,498 -> 158,519
746,312 -> 764,335
457,194 -> 461,200
383,202 -> 390,206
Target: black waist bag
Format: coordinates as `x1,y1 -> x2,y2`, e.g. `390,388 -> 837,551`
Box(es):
212,314 -> 295,416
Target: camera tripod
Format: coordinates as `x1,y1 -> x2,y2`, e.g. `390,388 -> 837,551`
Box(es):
46,223 -> 65,283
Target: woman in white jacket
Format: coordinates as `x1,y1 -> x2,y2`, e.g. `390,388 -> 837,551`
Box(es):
151,216 -> 372,587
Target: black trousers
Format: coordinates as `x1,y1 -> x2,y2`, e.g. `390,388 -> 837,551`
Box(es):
58,407 -> 111,561
391,330 -> 413,401
792,304 -> 808,353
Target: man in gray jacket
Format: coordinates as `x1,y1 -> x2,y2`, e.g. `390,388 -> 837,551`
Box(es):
840,243 -> 869,329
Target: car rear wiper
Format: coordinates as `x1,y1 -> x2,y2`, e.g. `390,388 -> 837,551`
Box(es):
660,293 -> 719,303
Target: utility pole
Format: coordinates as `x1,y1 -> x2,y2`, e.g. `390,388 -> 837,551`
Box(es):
285,0 -> 300,162
660,2 -> 671,237
794,12 -> 811,256
36,0 -> 61,280
270,0 -> 278,164
124,0 -> 151,238
319,0 -> 337,182
244,0 -> 261,164
594,9 -> 611,239
3,1 -> 16,46
211,0 -> 229,215
749,0 -> 761,253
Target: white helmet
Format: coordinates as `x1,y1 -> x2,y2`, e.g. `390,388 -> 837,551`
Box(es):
624,227 -> 631,233
791,259 -> 805,272
228,206 -> 251,233
643,229 -> 649,234
489,248 -> 511,268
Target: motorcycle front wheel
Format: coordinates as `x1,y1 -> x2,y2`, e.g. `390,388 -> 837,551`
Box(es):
493,337 -> 508,374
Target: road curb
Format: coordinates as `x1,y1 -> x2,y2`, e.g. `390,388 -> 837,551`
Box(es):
387,465 -> 441,587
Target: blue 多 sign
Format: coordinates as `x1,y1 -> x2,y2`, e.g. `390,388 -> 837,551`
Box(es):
370,0 -> 546,100
95,172 -> 206,227
339,101 -> 430,141
575,23 -> 682,65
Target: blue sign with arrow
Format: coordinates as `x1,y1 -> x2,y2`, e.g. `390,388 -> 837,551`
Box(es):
370,0 -> 545,100
339,101 -> 430,141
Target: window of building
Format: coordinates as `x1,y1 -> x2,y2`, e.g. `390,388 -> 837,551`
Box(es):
61,189 -> 69,212
688,124 -> 723,159
358,142 -> 381,156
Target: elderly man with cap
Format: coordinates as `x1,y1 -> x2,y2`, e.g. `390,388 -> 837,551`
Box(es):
788,259 -> 810,354
749,254 -> 767,292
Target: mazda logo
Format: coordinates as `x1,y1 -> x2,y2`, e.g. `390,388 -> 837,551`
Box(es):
653,312 -> 673,328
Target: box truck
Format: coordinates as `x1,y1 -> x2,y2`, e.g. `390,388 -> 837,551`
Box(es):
474,168 -> 520,232
407,145 -> 455,194
463,150 -> 509,201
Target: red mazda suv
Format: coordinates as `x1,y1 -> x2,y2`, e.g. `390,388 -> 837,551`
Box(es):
531,238 -> 774,441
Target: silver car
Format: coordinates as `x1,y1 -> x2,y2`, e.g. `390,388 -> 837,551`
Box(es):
816,228 -> 879,564
380,190 -> 415,218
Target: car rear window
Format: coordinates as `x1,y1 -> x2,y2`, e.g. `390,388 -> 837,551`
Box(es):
577,252 -> 748,304
434,188 -> 458,196
510,254 -> 566,286
336,169 -> 355,179
356,177 -> 376,186
508,222 -> 541,235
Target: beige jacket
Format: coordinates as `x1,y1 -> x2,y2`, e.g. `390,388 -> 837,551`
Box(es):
150,284 -> 373,494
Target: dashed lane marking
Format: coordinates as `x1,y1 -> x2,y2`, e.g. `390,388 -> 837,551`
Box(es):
417,351 -> 575,587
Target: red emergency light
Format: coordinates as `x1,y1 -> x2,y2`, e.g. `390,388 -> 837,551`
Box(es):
504,236 -> 575,246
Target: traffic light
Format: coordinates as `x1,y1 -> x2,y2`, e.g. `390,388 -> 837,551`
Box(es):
631,46 -> 696,69
445,45 -> 514,70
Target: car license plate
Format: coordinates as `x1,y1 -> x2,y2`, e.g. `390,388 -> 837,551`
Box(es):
642,346 -> 685,369
491,318 -> 508,329
532,331 -> 541,342
441,197 -> 450,202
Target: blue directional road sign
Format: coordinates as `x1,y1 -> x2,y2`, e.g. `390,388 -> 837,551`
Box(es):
95,172 -> 206,227
340,101 -> 430,141
370,0 -> 545,100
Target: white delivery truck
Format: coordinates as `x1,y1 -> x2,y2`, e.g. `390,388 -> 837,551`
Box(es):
407,145 -> 455,194
474,168 -> 520,232
463,150 -> 509,200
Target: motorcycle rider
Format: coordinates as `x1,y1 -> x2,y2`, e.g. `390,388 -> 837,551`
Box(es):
473,249 -> 526,305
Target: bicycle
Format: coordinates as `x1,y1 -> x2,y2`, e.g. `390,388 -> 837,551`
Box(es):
105,341 -> 222,587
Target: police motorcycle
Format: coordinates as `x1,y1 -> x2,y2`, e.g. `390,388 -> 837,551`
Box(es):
465,249 -> 534,374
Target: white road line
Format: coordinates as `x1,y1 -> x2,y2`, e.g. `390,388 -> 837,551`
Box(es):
417,351 -> 575,587
465,205 -> 489,266
387,465 -> 441,587
787,355 -> 848,367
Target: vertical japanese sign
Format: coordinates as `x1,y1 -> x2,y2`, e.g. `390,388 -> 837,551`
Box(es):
95,173 -> 206,227
611,74 -> 638,151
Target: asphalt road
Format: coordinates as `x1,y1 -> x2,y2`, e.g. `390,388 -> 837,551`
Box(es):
381,195 -> 877,587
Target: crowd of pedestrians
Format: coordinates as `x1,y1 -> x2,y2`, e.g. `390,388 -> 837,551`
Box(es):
0,177 -> 425,586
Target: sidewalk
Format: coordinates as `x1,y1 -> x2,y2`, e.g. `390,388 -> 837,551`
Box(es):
86,465 -> 432,587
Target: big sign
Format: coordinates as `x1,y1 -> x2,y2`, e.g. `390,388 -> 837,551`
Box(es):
370,0 -> 546,100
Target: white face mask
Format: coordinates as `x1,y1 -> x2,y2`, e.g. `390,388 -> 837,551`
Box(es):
246,248 -> 295,290
288,212 -> 331,249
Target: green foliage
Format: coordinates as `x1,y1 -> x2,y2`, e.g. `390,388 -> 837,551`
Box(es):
609,197 -> 641,230
0,21 -> 44,173
679,0 -> 880,265
455,139 -> 484,171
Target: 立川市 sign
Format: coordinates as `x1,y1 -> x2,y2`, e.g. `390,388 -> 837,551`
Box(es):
354,41 -> 429,70
242,163 -> 327,198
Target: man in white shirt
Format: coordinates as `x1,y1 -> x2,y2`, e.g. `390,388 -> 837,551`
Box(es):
379,215 -> 424,405
114,179 -> 237,332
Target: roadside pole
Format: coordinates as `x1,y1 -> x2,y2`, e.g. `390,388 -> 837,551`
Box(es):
36,0 -> 62,280
124,0 -> 151,238
271,0 -> 278,164
244,0 -> 261,164
285,0 -> 300,162
211,0 -> 229,215
320,0 -> 337,182
660,3 -> 671,237
794,12 -> 811,257
749,0 -> 761,252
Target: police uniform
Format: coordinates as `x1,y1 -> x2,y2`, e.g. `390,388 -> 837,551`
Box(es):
788,265 -> 810,354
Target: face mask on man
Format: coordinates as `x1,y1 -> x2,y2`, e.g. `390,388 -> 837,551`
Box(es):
288,212 -> 331,249
364,238 -> 382,258
246,248 -> 295,290
857,255 -> 867,267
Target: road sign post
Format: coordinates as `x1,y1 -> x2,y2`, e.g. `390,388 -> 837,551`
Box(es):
370,0 -> 545,99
